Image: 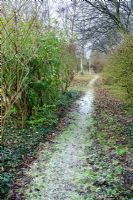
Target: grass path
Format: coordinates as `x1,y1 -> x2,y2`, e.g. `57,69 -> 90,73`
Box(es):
22,75 -> 98,200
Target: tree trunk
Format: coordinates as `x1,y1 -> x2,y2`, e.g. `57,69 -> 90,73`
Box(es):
80,56 -> 84,75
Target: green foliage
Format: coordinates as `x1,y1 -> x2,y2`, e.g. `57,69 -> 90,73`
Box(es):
103,35 -> 133,103
0,125 -> 50,198
28,91 -> 80,126
115,147 -> 128,156
28,104 -> 57,127
0,172 -> 12,195
2,17 -> 78,127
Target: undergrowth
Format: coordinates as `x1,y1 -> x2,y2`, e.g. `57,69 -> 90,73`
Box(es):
84,88 -> 133,200
0,90 -> 81,199
1,72 -> 91,199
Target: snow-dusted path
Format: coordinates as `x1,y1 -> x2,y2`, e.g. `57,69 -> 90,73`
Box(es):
23,75 -> 98,200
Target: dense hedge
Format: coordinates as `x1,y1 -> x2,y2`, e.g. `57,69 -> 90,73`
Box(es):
103,35 -> 133,103
2,18 -> 78,128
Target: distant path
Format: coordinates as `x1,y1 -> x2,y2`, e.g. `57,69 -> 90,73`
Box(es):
23,75 -> 99,200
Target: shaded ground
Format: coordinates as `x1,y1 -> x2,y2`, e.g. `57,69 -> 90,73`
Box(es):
20,75 -> 98,200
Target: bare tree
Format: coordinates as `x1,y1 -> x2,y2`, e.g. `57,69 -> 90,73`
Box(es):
84,0 -> 133,33
69,0 -> 133,53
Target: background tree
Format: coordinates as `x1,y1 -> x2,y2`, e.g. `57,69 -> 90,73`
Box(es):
68,0 -> 133,53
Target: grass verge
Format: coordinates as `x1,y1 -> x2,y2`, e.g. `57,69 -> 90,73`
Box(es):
83,86 -> 133,200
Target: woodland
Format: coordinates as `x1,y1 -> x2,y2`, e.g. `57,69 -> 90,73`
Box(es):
1,0 -> 133,199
